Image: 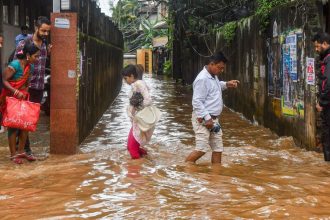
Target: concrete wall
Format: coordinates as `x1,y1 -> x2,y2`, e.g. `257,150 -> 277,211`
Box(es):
2,24 -> 20,66
216,1 -> 322,150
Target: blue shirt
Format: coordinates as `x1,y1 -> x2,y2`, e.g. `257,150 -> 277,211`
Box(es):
15,34 -> 28,46
192,66 -> 227,121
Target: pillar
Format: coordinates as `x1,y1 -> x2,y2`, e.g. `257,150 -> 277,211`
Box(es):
50,13 -> 78,154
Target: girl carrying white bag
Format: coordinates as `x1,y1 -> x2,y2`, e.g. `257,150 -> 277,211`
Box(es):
123,64 -> 161,159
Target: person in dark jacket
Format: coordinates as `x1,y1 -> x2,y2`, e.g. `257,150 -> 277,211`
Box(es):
313,32 -> 330,161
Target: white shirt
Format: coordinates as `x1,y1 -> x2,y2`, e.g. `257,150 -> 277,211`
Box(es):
192,66 -> 227,121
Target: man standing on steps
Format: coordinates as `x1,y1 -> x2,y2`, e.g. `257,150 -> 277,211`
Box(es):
15,16 -> 52,157
185,51 -> 239,164
313,33 -> 330,161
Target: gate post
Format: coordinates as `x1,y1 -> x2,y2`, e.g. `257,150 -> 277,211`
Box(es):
50,13 -> 78,154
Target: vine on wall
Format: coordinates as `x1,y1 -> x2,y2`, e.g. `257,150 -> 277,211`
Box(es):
255,0 -> 290,31
216,21 -> 238,45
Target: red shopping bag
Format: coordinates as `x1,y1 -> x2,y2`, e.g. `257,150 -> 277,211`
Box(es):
2,96 -> 41,131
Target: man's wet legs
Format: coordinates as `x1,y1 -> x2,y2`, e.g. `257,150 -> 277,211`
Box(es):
185,150 -> 206,163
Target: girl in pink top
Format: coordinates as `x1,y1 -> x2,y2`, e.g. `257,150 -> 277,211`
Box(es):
122,65 -> 154,159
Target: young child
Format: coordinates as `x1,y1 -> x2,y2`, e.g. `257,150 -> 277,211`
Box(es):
122,64 -> 154,159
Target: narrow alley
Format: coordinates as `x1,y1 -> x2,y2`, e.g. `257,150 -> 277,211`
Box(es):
0,76 -> 329,219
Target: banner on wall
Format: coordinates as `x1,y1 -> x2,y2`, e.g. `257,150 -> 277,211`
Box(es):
280,30 -> 304,118
282,44 -> 292,107
282,98 -> 304,117
306,57 -> 315,85
285,34 -> 298,82
268,29 -> 305,118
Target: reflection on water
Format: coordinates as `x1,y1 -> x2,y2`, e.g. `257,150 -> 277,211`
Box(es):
0,75 -> 329,219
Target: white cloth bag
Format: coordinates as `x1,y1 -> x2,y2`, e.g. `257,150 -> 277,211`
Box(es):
134,105 -> 161,132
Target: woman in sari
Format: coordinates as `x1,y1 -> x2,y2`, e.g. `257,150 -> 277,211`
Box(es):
1,43 -> 40,164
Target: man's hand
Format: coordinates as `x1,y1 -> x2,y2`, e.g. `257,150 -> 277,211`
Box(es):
226,80 -> 240,88
204,119 -> 214,129
47,44 -> 53,54
316,103 -> 323,112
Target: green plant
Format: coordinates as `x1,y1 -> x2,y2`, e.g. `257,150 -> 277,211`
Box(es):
255,0 -> 289,31
163,60 -> 172,76
111,0 -> 170,52
217,21 -> 238,45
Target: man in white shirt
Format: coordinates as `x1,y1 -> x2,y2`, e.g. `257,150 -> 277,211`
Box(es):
186,52 -> 239,164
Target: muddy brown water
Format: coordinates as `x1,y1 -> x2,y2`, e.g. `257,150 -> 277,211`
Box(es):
0,76 -> 329,219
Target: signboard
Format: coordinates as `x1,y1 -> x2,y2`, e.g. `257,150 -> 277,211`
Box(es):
306,57 -> 315,85
68,70 -> 76,78
54,18 -> 70,29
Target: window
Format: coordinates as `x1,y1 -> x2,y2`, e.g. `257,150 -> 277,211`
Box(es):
61,0 -> 71,10
14,5 -> 19,26
26,16 -> 30,27
3,6 -> 8,23
26,8 -> 30,27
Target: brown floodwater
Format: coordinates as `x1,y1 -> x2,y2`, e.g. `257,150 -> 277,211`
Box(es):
0,75 -> 329,219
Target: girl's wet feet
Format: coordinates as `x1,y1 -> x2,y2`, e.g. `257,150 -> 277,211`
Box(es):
16,152 -> 37,161
11,156 -> 23,164
139,148 -> 148,156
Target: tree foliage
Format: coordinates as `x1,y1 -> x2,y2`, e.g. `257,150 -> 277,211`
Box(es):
110,0 -> 168,51
255,0 -> 290,31
169,0 -> 255,37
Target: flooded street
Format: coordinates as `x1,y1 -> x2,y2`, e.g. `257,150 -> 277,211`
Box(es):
0,75 -> 330,219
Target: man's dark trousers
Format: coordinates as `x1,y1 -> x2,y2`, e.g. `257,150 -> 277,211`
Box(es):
321,107 -> 330,161
24,89 -> 44,154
